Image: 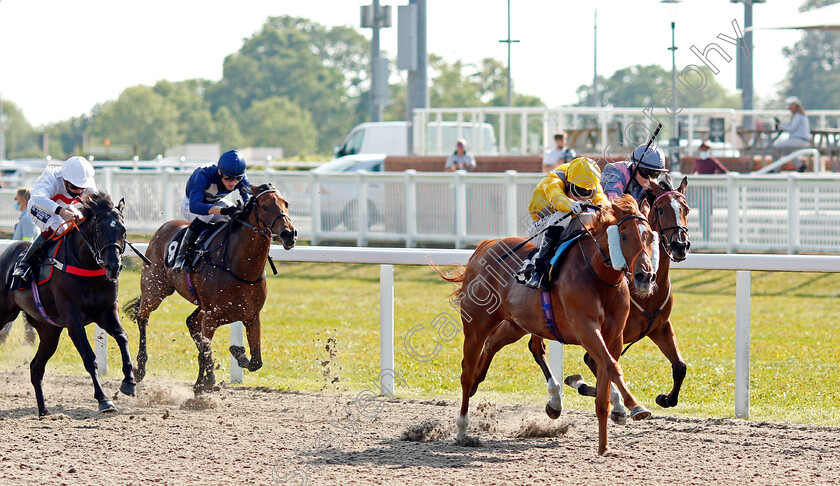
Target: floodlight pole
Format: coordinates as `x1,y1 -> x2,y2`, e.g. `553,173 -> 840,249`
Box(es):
498,0 -> 520,106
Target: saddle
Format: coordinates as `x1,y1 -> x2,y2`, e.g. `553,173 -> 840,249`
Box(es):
7,236 -> 100,292
164,223 -> 228,269
515,229 -> 585,289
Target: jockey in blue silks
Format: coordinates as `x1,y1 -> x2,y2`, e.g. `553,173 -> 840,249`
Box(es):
172,150 -> 252,272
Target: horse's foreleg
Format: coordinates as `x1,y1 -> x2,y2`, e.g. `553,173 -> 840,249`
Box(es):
595,358 -> 612,455
65,320 -> 117,414
189,311 -> 217,394
99,306 -> 136,397
648,319 -> 687,408
230,316 -> 262,372
527,336 -> 563,419
30,325 -> 61,416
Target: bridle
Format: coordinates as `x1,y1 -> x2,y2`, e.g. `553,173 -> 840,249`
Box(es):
76,206 -> 126,269
582,212 -> 653,287
614,214 -> 654,276
651,190 -> 689,262
233,189 -> 291,240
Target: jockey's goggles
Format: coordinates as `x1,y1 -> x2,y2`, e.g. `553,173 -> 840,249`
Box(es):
569,184 -> 593,199
637,167 -> 660,179
220,172 -> 243,183
64,180 -> 84,194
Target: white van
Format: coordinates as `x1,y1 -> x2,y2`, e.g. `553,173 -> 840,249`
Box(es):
334,121 -> 498,158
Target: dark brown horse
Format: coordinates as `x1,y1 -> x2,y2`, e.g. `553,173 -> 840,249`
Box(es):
124,183 -> 296,393
563,178 -> 691,423
443,195 -> 658,455
0,193 -> 133,415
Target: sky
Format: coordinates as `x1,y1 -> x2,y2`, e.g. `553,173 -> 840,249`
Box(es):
0,0 -> 807,127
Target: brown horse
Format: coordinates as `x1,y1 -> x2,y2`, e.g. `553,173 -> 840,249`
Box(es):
124,183 -> 296,393
443,195 -> 658,455
563,178 -> 691,423
0,193 -> 133,415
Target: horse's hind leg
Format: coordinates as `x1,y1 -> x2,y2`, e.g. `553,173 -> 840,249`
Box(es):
457,313 -> 497,444
471,320 -> 525,397
134,277 -> 174,382
527,337 -> 563,419
565,353 -> 628,424
99,305 -> 136,397
30,324 -> 61,416
648,319 -> 687,408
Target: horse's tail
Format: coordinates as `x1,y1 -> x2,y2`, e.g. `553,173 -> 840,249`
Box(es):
429,262 -> 466,301
121,296 -> 141,324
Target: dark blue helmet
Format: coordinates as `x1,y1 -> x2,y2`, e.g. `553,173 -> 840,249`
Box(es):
218,150 -> 246,177
631,144 -> 667,172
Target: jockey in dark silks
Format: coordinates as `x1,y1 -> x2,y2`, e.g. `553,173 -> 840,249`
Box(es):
172,150 -> 252,272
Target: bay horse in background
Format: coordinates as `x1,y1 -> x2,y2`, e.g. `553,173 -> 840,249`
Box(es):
124,183 -> 296,393
562,177 -> 691,423
442,195 -> 658,455
0,193 -> 133,416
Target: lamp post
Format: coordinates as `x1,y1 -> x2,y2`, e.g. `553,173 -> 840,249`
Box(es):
498,0 -> 520,106
662,0 -> 681,172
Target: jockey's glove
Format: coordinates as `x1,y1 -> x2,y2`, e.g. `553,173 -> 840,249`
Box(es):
569,201 -> 585,215
219,206 -> 238,217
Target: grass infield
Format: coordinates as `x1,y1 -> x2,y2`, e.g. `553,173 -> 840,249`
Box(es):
0,261 -> 838,425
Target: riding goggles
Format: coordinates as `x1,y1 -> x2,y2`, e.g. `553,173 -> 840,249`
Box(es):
221,173 -> 243,183
569,184 -> 593,199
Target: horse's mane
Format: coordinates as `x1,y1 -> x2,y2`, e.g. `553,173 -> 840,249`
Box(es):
79,191 -> 114,218
657,175 -> 674,192
589,195 -> 640,232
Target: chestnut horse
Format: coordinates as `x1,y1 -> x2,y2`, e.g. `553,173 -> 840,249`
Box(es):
0,193 -> 133,416
444,195 -> 658,455
124,183 -> 296,393
563,177 -> 691,423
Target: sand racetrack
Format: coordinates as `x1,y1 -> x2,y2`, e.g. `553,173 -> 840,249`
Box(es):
0,371 -> 838,485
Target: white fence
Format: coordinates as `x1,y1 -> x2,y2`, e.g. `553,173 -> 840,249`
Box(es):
413,106 -> 840,156
5,240 -> 828,421
3,168 -> 840,255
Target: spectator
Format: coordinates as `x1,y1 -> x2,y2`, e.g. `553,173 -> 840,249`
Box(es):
693,141 -> 729,174
2,187 -> 37,344
444,139 -> 476,172
773,96 -> 811,171
542,132 -> 576,172
12,187 -> 36,241
692,141 -> 727,242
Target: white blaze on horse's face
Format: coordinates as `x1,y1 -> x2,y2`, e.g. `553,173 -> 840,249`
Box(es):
110,220 -> 117,228
671,198 -> 682,225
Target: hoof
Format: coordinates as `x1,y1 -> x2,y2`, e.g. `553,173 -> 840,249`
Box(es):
98,400 -> 118,414
545,402 -> 562,420
563,374 -> 582,387
610,410 -> 627,425
120,381 -> 136,397
38,409 -> 49,417
630,405 -> 651,421
229,345 -> 250,368
656,393 -> 677,408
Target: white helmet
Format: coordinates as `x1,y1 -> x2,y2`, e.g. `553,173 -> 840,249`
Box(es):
61,156 -> 96,188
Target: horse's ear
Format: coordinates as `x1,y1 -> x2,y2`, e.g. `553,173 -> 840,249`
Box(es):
639,197 -> 651,217
117,198 -> 125,214
678,176 -> 688,194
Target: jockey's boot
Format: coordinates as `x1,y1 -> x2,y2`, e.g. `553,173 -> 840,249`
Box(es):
12,232 -> 50,282
172,220 -> 208,273
525,233 -> 559,291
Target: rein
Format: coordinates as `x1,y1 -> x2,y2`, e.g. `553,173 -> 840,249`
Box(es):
197,188 -> 287,284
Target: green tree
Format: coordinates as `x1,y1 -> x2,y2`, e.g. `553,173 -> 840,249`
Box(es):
2,100 -> 39,158
211,106 -> 247,150
88,85 -> 184,158
207,16 -> 367,154
576,64 -> 739,109
153,79 -> 218,143
240,97 -> 317,156
44,116 -> 89,159
781,0 -> 840,109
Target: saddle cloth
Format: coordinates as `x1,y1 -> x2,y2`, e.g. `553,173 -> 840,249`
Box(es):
164,223 -> 228,269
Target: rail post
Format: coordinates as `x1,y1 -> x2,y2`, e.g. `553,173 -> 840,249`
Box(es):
734,270 -> 751,419
380,264 -> 395,396
94,325 -> 107,376
230,321 -> 244,384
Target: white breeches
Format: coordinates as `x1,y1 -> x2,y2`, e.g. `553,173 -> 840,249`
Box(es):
179,198 -> 233,224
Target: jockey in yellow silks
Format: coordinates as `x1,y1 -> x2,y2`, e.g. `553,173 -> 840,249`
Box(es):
523,157 -> 609,289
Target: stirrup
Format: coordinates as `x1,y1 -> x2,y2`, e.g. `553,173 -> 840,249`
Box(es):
12,263 -> 32,280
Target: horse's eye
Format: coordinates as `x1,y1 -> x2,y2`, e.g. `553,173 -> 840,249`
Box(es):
656,208 -> 664,215
620,233 -> 627,242
261,205 -> 268,211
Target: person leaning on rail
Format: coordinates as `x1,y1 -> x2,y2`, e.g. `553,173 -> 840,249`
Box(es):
172,149 -> 252,273
523,157 -> 609,290
12,156 -> 97,282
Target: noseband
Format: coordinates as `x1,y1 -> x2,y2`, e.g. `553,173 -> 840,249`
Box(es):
652,190 -> 689,261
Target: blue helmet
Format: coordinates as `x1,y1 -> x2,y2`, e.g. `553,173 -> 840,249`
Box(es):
218,150 -> 246,177
631,144 -> 667,172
